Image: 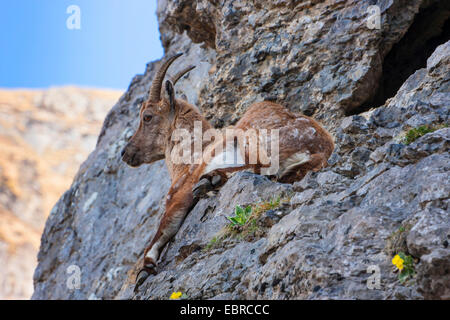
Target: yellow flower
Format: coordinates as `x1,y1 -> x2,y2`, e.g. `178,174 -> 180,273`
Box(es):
392,254 -> 404,270
392,255 -> 400,265
170,291 -> 182,300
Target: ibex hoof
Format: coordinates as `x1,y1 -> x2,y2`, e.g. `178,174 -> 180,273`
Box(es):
134,264 -> 157,293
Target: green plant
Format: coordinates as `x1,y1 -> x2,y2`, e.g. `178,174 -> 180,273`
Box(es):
203,195 -> 292,251
392,252 -> 415,284
204,236 -> 221,251
402,123 -> 448,145
403,126 -> 434,145
227,205 -> 252,226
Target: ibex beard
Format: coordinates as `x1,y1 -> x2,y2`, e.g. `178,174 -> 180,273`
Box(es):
120,53 -> 335,291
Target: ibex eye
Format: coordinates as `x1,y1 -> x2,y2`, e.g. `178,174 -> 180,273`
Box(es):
143,115 -> 152,122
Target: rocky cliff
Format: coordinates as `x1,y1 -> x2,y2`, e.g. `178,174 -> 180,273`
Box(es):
32,0 -> 449,300
0,87 -> 121,299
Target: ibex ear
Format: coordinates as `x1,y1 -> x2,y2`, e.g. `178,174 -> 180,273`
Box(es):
164,80 -> 176,120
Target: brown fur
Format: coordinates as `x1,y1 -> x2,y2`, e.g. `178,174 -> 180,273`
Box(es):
121,54 -> 335,281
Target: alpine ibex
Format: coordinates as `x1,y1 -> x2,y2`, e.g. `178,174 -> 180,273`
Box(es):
121,53 -> 334,289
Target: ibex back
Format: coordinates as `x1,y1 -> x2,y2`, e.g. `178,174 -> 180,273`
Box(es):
121,53 -> 334,290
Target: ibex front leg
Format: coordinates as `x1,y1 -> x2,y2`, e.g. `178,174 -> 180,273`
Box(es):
135,184 -> 193,291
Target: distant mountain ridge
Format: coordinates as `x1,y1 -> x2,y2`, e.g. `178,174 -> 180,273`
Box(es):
0,87 -> 122,299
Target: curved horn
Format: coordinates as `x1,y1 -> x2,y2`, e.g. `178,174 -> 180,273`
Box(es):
172,66 -> 196,86
148,53 -> 183,102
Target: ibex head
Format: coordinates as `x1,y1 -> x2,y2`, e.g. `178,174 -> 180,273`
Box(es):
121,53 -> 195,167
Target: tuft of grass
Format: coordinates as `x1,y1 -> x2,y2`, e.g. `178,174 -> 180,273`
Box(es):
203,195 -> 291,251
402,123 -> 448,145
403,126 -> 434,145
204,236 -> 221,251
251,196 -> 282,218
385,224 -> 413,256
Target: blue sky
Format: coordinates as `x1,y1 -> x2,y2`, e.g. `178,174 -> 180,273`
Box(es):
0,0 -> 164,90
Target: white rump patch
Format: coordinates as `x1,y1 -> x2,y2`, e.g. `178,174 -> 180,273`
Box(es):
204,142 -> 245,175
278,151 -> 310,178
